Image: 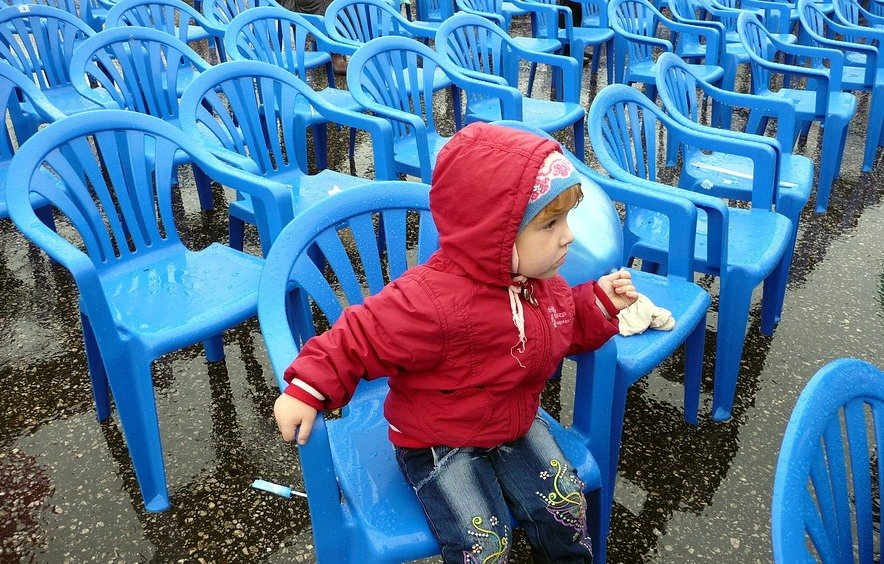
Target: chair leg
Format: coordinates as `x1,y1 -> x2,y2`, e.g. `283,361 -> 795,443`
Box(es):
713,56 -> 738,129
203,334 -> 225,363
228,215 -> 245,252
527,61 -> 538,97
711,276 -> 754,422
682,317 -> 706,425
814,120 -> 847,213
590,44 -> 601,78
191,164 -> 214,211
81,312 -> 111,421
451,85 -> 463,130
312,123 -> 329,171
605,41 -> 614,85
348,126 -> 357,162
573,117 -> 586,162
108,355 -> 170,512
861,88 -> 883,172
760,254 -> 788,336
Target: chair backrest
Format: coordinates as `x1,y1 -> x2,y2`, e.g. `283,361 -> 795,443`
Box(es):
106,0 -> 223,46
609,0 -> 665,64
201,0 -> 279,27
324,0 -> 424,47
736,11 -> 777,94
771,358 -> 884,563
21,0 -> 90,21
5,111 -> 226,272
413,0 -> 453,23
257,181 -> 439,561
69,27 -> 210,119
224,6 -> 329,78
179,60 -> 313,177
654,51 -> 797,151
0,4 -> 94,90
832,0 -> 863,25
0,62 -> 63,162
436,13 -> 519,85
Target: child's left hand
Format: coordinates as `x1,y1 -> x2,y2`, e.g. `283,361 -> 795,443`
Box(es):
598,269 -> 639,311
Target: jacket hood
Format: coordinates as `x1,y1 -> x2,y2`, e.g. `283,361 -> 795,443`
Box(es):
429,122 -> 563,286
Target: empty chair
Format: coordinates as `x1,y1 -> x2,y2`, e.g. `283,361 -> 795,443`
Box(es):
437,13 -> 587,160
345,36 -> 522,182
179,60 -> 398,252
69,26 -> 215,209
454,0 -> 528,33
588,83 -> 793,421
655,51 -> 813,329
833,0 -> 884,29
737,11 -> 858,212
0,62 -> 65,228
510,0 -> 616,82
324,0 -> 463,128
105,0 -> 226,64
224,7 -> 361,170
608,0 -> 725,100
771,358 -> 884,562
201,0 -> 282,27
5,110 -> 292,511
798,0 -> 884,172
0,5 -> 108,137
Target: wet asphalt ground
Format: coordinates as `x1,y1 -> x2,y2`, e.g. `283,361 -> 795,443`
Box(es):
2,19 -> 884,563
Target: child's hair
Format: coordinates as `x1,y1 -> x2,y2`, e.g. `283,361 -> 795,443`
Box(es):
528,183 -> 583,227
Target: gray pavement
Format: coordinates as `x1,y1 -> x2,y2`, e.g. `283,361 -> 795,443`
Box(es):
2,40 -> 884,563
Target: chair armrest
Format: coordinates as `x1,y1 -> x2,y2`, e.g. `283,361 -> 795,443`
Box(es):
308,107 -> 399,181
454,0 -> 507,26
612,25 -> 674,52
510,47 -> 582,101
663,17 -> 721,63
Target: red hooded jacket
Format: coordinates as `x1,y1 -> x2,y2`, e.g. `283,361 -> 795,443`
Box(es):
283,123 -> 620,449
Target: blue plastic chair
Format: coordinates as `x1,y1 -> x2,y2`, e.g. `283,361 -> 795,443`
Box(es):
436,13 -> 587,160
201,0 -> 282,27
70,26 -> 217,210
412,0 -> 454,24
608,0 -> 725,100
224,7 -> 361,170
257,172 -> 649,562
511,0 -> 616,83
0,62 -> 65,228
588,83 -> 793,422
105,0 -> 227,64
655,52 -> 812,330
496,119 -> 711,564
346,36 -> 522,182
5,110 -> 292,512
771,358 -> 884,563
798,0 -> 884,173
323,0 -> 463,129
0,5 -> 107,137
451,0 -> 561,95
179,60 -> 397,253
737,11 -> 858,213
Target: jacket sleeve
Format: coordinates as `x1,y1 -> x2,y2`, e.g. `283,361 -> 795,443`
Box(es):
282,275 -> 444,410
567,281 -> 620,356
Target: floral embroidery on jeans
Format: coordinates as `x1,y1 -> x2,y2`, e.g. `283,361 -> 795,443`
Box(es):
535,459 -> 593,554
463,515 -> 509,563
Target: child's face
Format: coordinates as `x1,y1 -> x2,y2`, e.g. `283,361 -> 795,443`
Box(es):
514,208 -> 574,280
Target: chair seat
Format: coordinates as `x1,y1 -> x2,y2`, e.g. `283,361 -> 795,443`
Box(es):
513,36 -> 561,53
328,378 -> 600,562
626,60 -> 724,85
393,131 -> 450,178
467,98 -> 585,132
230,168 -> 378,223
613,268 -> 710,379
838,65 -> 884,92
38,85 -> 113,115
682,147 -> 813,208
560,26 -> 615,49
100,243 -> 263,352
767,88 -> 858,120
630,206 -> 792,278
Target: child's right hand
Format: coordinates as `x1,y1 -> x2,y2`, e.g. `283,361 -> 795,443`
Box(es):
274,394 -> 318,445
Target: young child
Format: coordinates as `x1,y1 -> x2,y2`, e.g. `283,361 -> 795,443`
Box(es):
274,122 -> 637,563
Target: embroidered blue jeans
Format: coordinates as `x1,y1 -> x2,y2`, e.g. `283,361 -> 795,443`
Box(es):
394,415 -> 593,564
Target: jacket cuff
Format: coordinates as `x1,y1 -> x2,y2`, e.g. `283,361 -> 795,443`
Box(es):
592,282 -> 621,318
284,383 -> 326,411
